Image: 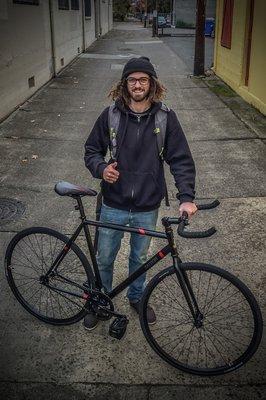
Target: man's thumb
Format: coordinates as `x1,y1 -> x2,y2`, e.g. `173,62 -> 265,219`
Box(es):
111,162 -> 117,169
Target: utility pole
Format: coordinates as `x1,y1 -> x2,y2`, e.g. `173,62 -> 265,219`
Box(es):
172,0 -> 176,27
193,0 -> 206,76
144,0 -> 148,28
152,0 -> 158,37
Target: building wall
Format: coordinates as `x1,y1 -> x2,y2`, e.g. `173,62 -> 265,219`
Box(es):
0,0 -> 113,121
51,1 -> 84,73
84,1 -> 96,49
242,0 -> 266,113
0,1 -> 53,120
174,0 -> 216,25
213,0 -> 266,115
100,0 -> 112,35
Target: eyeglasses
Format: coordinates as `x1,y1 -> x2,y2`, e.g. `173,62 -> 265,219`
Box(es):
126,77 -> 150,86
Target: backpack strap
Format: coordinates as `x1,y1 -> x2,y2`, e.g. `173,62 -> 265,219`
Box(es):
154,106 -> 169,160
108,104 -> 121,161
154,103 -> 170,206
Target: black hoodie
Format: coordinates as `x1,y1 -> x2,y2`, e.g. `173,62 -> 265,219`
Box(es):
84,100 -> 195,212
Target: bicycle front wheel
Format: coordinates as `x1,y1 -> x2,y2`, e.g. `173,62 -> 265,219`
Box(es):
5,227 -> 94,325
140,263 -> 263,376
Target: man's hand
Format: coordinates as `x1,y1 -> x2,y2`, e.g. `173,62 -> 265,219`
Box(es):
103,162 -> 120,183
179,202 -> 197,218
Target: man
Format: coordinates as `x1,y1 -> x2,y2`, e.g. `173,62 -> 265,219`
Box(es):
84,56 -> 197,330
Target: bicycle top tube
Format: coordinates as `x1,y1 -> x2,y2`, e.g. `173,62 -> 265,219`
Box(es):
84,219 -> 167,239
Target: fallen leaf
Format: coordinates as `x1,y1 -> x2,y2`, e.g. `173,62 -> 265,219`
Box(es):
30,120 -> 35,123
31,154 -> 38,160
10,136 -> 19,139
21,157 -> 28,164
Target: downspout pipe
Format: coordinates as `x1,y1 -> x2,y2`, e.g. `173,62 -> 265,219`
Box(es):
81,0 -> 86,51
48,0 -> 57,76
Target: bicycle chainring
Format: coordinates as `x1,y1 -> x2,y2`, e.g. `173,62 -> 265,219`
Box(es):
89,290 -> 114,321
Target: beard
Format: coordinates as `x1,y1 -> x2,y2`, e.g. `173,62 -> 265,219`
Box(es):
129,88 -> 150,102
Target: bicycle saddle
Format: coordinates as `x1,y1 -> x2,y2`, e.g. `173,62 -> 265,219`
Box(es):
54,181 -> 97,197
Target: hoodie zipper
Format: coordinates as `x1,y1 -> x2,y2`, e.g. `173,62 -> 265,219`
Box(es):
131,115 -> 141,206
136,115 -> 140,141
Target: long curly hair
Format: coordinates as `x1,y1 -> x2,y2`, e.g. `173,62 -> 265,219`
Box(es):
108,76 -> 166,106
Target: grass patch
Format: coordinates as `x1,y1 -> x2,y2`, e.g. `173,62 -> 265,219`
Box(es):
207,82 -> 237,97
175,19 -> 195,29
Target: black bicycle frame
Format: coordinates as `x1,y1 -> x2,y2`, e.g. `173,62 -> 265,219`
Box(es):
85,218 -> 171,294
45,196 -> 202,322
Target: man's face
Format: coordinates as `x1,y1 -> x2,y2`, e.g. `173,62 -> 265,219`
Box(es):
126,72 -> 151,102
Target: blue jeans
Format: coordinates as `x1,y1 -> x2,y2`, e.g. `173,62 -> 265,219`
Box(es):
96,204 -> 158,303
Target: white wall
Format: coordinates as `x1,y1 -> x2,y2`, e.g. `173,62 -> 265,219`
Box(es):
84,0 -> 96,49
0,0 -> 113,121
100,0 -> 111,35
51,1 -> 84,73
0,0 -> 53,120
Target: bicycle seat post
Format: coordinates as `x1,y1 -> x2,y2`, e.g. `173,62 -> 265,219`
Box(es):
74,196 -> 86,221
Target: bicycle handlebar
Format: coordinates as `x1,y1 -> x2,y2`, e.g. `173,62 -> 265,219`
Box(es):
197,199 -> 220,210
178,214 -> 216,239
165,199 -> 219,239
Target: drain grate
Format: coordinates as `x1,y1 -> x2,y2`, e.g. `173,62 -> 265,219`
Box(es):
0,198 -> 26,225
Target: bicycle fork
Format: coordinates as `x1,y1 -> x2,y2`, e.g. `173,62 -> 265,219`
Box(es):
163,218 -> 203,328
173,258 -> 203,328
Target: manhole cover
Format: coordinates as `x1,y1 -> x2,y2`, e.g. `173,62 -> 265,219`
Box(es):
0,198 -> 26,225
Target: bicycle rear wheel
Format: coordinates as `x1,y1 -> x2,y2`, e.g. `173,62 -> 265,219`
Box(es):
140,263 -> 263,376
5,227 -> 94,325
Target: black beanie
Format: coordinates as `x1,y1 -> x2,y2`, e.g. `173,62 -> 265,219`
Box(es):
122,56 -> 157,79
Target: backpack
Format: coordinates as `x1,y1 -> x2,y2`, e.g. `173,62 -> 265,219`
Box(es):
108,103 -> 169,162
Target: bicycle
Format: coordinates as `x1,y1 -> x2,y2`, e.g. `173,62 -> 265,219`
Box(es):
5,181 -> 263,376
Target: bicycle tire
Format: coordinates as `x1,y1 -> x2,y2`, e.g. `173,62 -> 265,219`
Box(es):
5,227 -> 94,325
140,263 -> 263,376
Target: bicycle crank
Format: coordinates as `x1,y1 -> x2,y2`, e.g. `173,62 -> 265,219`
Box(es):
109,316 -> 129,340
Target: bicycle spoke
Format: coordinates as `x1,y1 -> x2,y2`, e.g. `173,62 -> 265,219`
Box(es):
7,230 -> 89,324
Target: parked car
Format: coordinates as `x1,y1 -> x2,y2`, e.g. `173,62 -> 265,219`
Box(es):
157,16 -> 167,28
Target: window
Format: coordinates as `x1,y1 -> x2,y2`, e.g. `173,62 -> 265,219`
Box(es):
71,0 -> 79,10
58,0 -> 69,10
84,0 -> 91,17
221,0 -> 234,49
13,0 -> 39,4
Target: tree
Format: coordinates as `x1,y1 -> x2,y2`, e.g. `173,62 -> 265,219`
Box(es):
113,0 -> 131,22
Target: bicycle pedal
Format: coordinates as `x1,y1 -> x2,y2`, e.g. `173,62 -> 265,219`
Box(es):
109,316 -> 129,340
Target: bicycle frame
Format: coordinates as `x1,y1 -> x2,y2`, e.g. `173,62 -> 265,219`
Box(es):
45,196 -> 202,322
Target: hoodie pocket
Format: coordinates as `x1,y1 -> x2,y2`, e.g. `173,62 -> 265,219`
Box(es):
102,169 -> 133,207
133,172 -> 163,208
102,170 -> 164,209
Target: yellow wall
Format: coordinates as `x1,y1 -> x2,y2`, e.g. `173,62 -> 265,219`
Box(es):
213,0 -> 266,115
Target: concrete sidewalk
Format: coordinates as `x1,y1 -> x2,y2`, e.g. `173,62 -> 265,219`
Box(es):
0,22 -> 265,400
